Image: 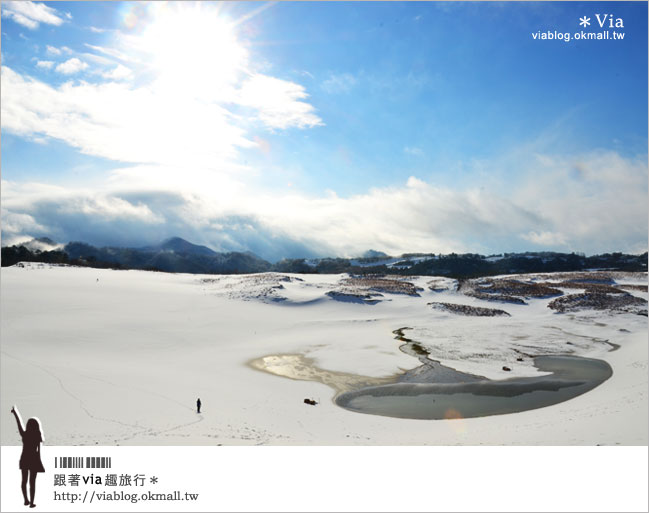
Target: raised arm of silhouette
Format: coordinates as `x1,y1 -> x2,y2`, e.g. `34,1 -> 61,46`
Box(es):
11,405 -> 25,437
11,406 -> 45,508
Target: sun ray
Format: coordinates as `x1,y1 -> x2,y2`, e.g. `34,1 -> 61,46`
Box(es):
231,1 -> 277,29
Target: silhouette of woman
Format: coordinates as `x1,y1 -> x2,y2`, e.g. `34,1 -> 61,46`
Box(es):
196,398 -> 201,413
11,406 -> 44,508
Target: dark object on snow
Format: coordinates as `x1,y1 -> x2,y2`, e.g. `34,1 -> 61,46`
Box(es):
502,366 -> 512,371
516,357 -> 524,362
196,398 -> 201,413
304,398 -> 317,405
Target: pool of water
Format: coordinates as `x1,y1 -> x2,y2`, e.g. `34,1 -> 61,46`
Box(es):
250,328 -> 613,420
335,355 -> 612,420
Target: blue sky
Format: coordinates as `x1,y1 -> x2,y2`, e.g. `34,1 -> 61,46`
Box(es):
1,1 -> 647,260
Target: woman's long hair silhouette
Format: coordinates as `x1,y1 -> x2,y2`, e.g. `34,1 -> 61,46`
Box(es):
11,406 -> 45,508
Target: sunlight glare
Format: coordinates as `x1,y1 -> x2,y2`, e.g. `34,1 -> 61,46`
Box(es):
138,3 -> 248,96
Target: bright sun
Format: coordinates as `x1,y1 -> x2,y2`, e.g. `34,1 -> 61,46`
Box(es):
136,3 -> 248,93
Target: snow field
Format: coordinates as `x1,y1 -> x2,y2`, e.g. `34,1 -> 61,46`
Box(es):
1,264 -> 646,445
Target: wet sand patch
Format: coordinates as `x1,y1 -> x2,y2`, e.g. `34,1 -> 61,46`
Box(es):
248,354 -> 396,394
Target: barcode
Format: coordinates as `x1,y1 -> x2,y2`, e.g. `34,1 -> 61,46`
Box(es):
55,457 -> 112,469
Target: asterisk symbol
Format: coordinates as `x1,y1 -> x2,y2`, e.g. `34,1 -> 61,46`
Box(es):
579,16 -> 591,27
149,476 -> 158,484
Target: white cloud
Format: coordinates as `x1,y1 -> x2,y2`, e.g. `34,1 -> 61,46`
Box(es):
238,74 -> 324,130
521,231 -> 568,246
321,73 -> 357,94
79,52 -> 116,67
102,64 -> 132,80
1,1 -> 65,30
36,60 -> 54,69
1,65 -> 254,168
89,26 -> 107,33
47,45 -> 72,56
2,3 -> 323,170
0,178 -> 527,258
1,209 -> 49,236
4,12 -> 38,30
6,148 -> 646,260
54,58 -> 88,75
46,45 -> 61,56
2,62 -> 321,166
84,43 -> 135,63
60,195 -> 163,223
404,146 -> 424,157
515,151 -> 648,249
1,181 -> 164,248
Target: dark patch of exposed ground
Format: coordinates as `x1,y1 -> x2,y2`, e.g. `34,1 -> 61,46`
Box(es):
461,278 -> 562,305
539,281 -> 627,294
617,284 -> 649,292
429,302 -> 511,317
340,276 -> 421,296
427,279 -> 455,292
458,271 -> 647,315
548,291 -> 648,315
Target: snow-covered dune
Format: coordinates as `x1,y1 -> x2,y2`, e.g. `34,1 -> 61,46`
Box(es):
1,264 -> 646,445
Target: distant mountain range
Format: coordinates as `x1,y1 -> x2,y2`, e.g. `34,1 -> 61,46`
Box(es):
1,237 -> 271,274
1,236 -> 647,277
63,237 -> 271,274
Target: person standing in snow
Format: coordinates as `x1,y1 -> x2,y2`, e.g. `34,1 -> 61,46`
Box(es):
11,406 -> 45,508
196,398 -> 201,413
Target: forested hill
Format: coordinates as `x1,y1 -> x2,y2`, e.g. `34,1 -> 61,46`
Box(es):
1,237 -> 647,278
